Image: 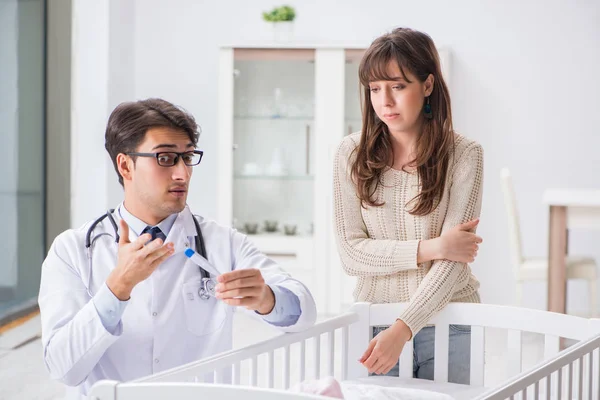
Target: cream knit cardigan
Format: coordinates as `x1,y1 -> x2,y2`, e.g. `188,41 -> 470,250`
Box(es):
333,132 -> 483,335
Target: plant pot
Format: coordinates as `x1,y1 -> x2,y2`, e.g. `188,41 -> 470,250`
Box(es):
271,21 -> 294,42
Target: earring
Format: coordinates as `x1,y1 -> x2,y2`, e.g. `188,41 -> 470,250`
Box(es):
424,96 -> 433,120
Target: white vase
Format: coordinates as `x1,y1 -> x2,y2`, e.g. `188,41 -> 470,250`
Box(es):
272,21 -> 294,42
266,147 -> 287,176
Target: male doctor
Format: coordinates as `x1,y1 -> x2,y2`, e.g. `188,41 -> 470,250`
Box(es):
38,98 -> 317,399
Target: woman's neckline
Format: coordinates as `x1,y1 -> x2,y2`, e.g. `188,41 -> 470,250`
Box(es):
384,165 -> 418,175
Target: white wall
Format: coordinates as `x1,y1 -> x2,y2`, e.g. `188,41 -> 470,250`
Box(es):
70,0 -> 136,227
74,0 -> 600,309
71,0 -> 110,227
47,0 -> 73,249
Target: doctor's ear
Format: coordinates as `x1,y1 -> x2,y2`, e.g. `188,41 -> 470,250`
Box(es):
117,153 -> 134,182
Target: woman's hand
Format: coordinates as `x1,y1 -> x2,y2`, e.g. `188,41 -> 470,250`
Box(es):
438,219 -> 482,263
359,320 -> 412,375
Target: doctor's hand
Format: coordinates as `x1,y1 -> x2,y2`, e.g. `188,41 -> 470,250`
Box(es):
106,220 -> 175,300
360,319 -> 412,375
214,269 -> 275,314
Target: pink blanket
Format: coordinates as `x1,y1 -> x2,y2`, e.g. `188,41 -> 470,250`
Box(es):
289,376 -> 344,398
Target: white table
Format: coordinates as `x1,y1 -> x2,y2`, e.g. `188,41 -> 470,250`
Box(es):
543,189 -> 600,314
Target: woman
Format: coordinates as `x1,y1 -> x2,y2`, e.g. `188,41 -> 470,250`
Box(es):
333,27 -> 483,384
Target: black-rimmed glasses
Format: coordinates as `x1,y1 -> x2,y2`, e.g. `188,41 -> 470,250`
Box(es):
126,150 -> 204,167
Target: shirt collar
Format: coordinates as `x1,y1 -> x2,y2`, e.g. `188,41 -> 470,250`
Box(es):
118,203 -> 178,237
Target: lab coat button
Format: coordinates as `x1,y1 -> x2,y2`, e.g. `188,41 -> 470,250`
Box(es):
152,312 -> 157,317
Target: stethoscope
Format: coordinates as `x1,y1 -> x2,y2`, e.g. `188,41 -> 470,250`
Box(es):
85,209 -> 215,300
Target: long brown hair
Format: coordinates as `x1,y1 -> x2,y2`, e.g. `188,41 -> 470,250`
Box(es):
352,27 -> 454,216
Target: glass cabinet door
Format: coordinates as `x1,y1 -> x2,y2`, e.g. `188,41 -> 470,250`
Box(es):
232,49 -> 315,238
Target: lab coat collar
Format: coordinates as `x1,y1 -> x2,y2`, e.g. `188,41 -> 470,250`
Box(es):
176,205 -> 198,238
114,203 -> 198,242
117,204 -> 178,237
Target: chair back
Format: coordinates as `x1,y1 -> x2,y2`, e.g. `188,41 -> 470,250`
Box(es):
500,168 -> 524,274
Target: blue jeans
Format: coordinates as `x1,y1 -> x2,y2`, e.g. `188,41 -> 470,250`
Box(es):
371,325 -> 471,384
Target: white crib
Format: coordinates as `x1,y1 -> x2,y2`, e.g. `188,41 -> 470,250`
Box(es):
88,303 -> 600,400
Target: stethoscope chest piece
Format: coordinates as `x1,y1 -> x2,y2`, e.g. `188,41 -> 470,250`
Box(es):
198,277 -> 216,300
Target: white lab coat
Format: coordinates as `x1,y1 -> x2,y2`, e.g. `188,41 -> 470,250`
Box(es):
38,206 -> 317,399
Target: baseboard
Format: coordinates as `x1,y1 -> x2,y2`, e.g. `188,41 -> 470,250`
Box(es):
0,298 -> 39,328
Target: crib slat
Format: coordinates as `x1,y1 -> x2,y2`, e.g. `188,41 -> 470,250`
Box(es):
399,339 -> 413,378
470,326 -> 485,386
342,327 -> 349,380
588,350 -> 600,400
267,350 -> 274,388
214,369 -> 224,384
544,335 -> 560,361
300,340 -> 306,382
251,356 -> 258,386
232,362 -> 240,385
434,324 -> 449,382
284,345 -> 291,390
557,367 -> 563,400
578,357 -> 583,400
347,304 -> 370,380
587,353 -> 593,400
568,362 -> 573,400
327,331 -> 335,377
597,349 -> 600,400
507,329 -> 523,377
313,334 -> 321,379
546,373 -> 551,400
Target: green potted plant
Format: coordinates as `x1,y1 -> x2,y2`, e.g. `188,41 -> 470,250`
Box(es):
262,5 -> 296,42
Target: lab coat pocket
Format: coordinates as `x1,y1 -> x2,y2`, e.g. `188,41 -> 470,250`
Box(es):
182,280 -> 227,336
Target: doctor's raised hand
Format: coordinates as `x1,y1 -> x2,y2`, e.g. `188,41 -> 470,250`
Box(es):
106,219 -> 174,301
215,269 -> 276,314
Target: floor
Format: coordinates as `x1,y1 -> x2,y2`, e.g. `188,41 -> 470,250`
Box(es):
0,311 -> 552,400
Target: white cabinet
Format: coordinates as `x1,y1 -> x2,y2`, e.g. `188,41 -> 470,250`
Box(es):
217,45 -> 365,315
217,45 -> 450,315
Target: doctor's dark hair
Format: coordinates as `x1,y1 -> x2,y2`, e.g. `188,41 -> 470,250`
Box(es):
105,98 -> 200,186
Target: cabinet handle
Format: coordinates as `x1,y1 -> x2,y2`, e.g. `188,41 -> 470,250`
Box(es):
232,143 -> 239,151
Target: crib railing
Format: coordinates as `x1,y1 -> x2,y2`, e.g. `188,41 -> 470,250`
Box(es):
135,312 -> 359,389
477,333 -> 600,400
128,303 -> 600,397
360,302 -> 600,387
